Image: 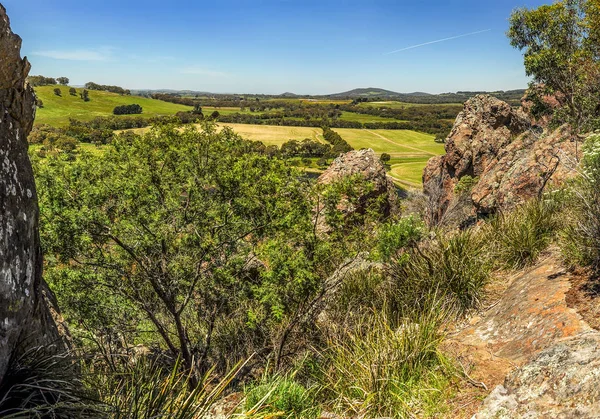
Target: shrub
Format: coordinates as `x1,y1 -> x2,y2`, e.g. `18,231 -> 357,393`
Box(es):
245,375 -> 319,419
317,305 -> 453,418
454,175 -> 479,195
486,198 -> 559,269
53,87 -> 62,96
561,134 -> 600,270
389,230 -> 490,314
375,216 -> 424,263
113,104 -> 143,115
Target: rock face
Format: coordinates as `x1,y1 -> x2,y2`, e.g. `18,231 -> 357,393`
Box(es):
447,256 -> 600,418
0,5 -> 65,381
423,95 -> 578,223
477,332 -> 600,418
317,148 -> 398,219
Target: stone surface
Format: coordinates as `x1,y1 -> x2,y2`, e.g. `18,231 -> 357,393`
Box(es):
317,148 -> 398,221
447,255 -> 600,418
0,4 -> 64,381
476,333 -> 600,418
423,95 -> 578,222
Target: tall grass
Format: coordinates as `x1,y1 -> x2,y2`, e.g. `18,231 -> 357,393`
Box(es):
388,230 -> 491,315
0,346 -> 94,419
316,303 -> 453,418
485,198 -> 559,269
243,373 -> 320,419
91,357 -> 242,418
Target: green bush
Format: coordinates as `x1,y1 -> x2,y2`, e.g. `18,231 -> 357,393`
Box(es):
375,216 -> 424,263
317,305 -> 453,418
560,134 -> 600,270
486,199 -> 559,269
389,230 -> 490,315
245,376 -> 319,419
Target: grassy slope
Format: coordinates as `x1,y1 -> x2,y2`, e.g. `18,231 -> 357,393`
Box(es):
34,85 -> 192,126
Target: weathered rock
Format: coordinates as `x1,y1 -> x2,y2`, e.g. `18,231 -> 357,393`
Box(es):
317,148 -> 398,222
423,95 -> 578,223
0,4 -> 65,381
476,333 -> 600,418
446,256 -> 600,418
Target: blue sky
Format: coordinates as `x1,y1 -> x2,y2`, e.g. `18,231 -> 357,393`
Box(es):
4,0 -> 548,94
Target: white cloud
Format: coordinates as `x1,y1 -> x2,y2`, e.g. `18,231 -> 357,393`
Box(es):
32,47 -> 114,61
179,66 -> 228,77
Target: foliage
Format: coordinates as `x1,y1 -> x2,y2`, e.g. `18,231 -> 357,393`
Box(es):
53,87 -> 62,96
374,216 -> 424,263
113,104 -> 143,115
244,375 -> 319,419
35,122 -> 375,383
93,358 -> 238,419
316,306 -> 453,418
454,175 -> 479,195
0,346 -> 92,418
57,77 -> 69,85
321,127 -> 353,154
27,75 -> 57,86
85,82 -> 131,95
508,0 -> 600,131
388,230 -> 490,314
486,199 -> 559,269
561,134 -> 600,270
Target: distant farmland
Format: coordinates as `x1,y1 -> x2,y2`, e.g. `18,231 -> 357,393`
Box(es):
34,85 -> 192,126
219,123 -> 443,187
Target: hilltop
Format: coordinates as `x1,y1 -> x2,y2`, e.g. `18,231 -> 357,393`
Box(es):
34,85 -> 192,126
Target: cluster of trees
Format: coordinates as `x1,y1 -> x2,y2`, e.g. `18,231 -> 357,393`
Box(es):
84,82 -> 131,95
322,126 -> 353,154
113,104 -> 143,115
27,75 -> 69,86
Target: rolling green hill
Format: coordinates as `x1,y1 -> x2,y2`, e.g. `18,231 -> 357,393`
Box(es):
34,85 -> 192,126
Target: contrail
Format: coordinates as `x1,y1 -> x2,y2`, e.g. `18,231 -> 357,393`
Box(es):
384,29 -> 491,55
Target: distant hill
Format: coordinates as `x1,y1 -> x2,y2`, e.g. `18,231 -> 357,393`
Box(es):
328,87 -> 403,98
34,85 -> 192,127
324,87 -> 526,105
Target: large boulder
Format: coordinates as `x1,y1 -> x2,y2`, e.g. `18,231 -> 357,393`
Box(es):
423,95 -> 578,223
0,4 -> 65,382
317,148 -> 398,220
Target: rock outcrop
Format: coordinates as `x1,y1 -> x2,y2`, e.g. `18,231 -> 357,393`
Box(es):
0,4 -> 65,381
317,148 -> 398,220
447,256 -> 600,418
423,95 -> 578,223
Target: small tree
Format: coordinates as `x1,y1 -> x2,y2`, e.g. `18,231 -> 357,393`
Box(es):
57,77 -> 69,85
80,89 -> 90,102
69,88 -> 77,96
210,110 -> 220,119
53,88 -> 62,97
380,153 -> 391,165
192,104 -> 203,115
36,98 -> 44,108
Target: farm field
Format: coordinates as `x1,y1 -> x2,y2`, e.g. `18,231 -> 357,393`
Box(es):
219,123 -> 443,187
34,85 -> 192,126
